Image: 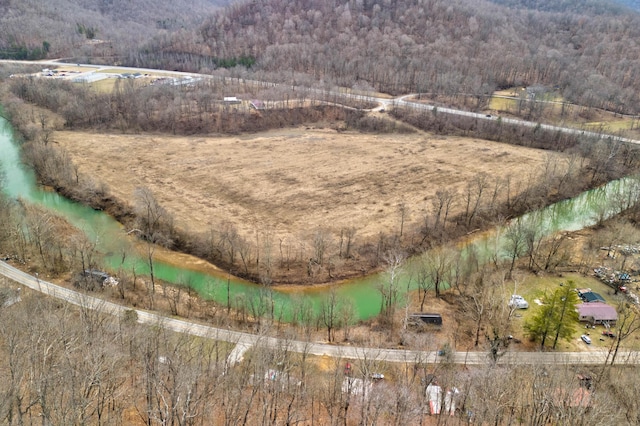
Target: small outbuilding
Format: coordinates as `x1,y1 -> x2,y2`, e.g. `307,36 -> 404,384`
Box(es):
577,302 -> 617,325
342,377 -> 372,397
409,313 -> 443,326
250,100 -> 265,110
578,290 -> 605,303
426,383 -> 458,415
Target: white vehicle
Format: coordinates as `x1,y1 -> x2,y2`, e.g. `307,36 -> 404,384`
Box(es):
581,335 -> 592,345
508,295 -> 529,309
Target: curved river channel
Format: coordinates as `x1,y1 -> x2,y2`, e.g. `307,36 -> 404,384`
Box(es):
1,116 -> 639,321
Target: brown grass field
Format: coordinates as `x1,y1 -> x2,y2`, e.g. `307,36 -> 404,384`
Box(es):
489,88 -> 640,139
54,125 -> 559,252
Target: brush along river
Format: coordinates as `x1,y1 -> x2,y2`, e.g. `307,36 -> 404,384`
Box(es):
1,116 -> 639,321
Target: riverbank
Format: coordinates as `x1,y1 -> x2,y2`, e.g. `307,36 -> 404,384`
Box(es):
54,126 -> 577,283
3,217 -> 639,354
6,72 -> 637,286
50,122 -> 632,287
4,103 -> 640,353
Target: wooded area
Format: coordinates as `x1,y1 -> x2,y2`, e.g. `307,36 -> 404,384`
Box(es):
133,0 -> 640,116
5,73 -> 640,285
2,0 -> 640,423
0,285 -> 638,425
3,0 -> 640,117
0,0 -> 226,59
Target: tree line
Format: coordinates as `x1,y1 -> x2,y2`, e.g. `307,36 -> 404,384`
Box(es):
6,0 -> 640,119
120,0 -> 640,116
0,0 -> 226,59
6,76 -> 362,135
4,73 -> 640,285
1,157 -> 638,354
0,280 -> 639,425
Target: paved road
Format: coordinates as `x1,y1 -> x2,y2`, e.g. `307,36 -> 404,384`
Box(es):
3,59 -> 639,146
2,60 -> 640,366
2,261 -> 638,366
392,95 -> 640,145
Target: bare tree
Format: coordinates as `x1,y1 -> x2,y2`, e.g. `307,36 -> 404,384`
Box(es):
432,188 -> 457,236
398,201 -> 409,239
339,226 -> 356,259
313,228 -> 331,266
23,204 -> 55,269
320,288 -> 341,343
414,261 -> 434,312
314,352 -> 349,426
422,246 -> 455,298
68,232 -> 99,284
607,302 -> 640,365
464,173 -> 489,228
377,249 -> 405,324
536,233 -> 570,272
134,187 -> 176,309
503,218 -> 529,280
134,186 -> 174,247
339,297 -> 356,342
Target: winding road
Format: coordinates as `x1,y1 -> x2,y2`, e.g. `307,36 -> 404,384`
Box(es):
2,260 -> 638,367
4,59 -> 640,146
2,60 -> 640,367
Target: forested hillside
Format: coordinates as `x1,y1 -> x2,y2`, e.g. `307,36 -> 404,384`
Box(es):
0,0 -> 229,59
129,0 -> 640,115
488,0 -> 631,14
612,0 -> 640,10
5,0 -> 640,115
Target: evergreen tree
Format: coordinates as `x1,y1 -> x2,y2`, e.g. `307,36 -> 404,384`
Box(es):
524,280 -> 579,349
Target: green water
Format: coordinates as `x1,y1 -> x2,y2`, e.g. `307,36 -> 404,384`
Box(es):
1,115 -> 638,322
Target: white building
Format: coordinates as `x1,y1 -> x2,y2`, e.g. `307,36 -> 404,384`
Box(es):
426,383 -> 458,415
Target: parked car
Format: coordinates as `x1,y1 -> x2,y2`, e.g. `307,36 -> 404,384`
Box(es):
508,295 -> 529,309
581,335 -> 592,344
602,330 -> 616,338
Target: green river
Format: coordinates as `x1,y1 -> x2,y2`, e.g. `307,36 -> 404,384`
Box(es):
1,116 -> 638,321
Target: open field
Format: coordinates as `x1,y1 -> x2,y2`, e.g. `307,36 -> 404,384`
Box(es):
54,127 -> 560,251
488,88 -> 640,139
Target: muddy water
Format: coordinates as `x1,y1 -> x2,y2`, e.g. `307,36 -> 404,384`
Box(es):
1,116 -> 638,321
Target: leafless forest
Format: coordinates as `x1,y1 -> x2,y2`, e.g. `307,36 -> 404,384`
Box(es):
147,0 -> 640,115
0,284 -> 638,425
2,0 -> 640,424
3,0 -> 640,115
4,71 -> 640,284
